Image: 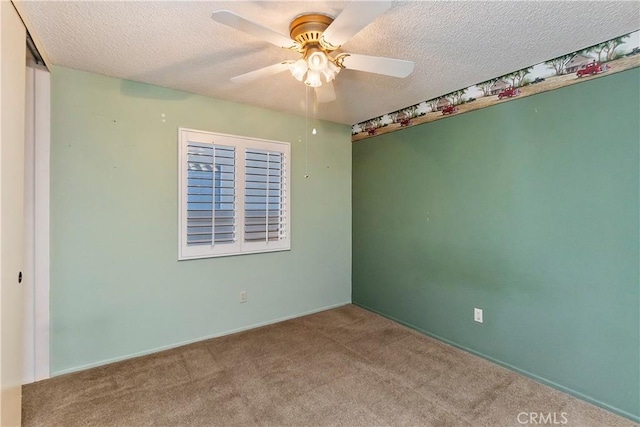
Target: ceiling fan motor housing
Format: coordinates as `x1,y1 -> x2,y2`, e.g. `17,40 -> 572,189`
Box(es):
289,13 -> 337,55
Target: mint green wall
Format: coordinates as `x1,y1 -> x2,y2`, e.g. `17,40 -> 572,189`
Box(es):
353,69 -> 640,420
50,67 -> 351,374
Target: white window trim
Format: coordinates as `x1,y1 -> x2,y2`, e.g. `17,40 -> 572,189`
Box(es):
178,128 -> 291,260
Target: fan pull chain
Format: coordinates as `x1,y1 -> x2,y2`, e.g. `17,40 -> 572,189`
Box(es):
304,85 -> 309,178
312,88 -> 318,136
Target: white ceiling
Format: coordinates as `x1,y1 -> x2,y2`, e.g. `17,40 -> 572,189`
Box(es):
18,1 -> 640,125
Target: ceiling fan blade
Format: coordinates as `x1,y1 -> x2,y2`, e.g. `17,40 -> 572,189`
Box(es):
231,61 -> 294,84
339,53 -> 414,78
212,10 -> 298,49
314,82 -> 336,103
321,1 -> 392,48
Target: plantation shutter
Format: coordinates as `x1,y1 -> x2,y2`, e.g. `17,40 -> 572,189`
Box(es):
186,143 -> 236,247
179,128 -> 290,260
244,149 -> 286,243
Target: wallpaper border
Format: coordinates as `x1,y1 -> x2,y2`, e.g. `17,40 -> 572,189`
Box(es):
352,30 -> 640,142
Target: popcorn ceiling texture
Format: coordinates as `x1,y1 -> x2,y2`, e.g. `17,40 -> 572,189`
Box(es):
19,1 -> 640,125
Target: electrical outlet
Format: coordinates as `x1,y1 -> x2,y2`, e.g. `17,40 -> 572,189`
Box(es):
474,308 -> 483,323
240,290 -> 247,303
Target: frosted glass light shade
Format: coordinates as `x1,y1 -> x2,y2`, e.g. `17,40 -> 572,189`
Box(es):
304,70 -> 322,87
289,59 -> 308,81
307,51 -> 328,72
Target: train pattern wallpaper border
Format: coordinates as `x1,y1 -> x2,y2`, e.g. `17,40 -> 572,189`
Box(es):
351,30 -> 640,142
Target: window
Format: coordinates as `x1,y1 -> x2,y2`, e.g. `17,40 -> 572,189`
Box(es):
178,128 -> 290,260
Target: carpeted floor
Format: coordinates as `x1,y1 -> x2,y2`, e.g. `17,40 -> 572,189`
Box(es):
23,304 -> 635,426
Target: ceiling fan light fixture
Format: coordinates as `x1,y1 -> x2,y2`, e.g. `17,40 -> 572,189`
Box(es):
289,58 -> 308,81
302,48 -> 340,85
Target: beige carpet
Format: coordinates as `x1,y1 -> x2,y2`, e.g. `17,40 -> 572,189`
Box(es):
23,305 -> 635,426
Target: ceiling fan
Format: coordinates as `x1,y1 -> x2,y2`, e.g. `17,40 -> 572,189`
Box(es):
211,1 -> 414,103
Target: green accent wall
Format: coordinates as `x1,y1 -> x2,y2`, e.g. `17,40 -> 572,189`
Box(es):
353,68 -> 640,420
50,67 -> 352,374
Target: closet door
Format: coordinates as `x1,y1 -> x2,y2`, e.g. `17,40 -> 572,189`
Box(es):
0,1 -> 26,425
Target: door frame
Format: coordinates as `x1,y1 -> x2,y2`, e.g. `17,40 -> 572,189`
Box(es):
1,2 -> 28,423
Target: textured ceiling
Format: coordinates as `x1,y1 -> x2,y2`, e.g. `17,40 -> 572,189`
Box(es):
17,1 -> 640,125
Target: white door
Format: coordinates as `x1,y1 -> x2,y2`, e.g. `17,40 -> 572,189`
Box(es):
23,57 -> 50,385
1,1 -> 27,425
